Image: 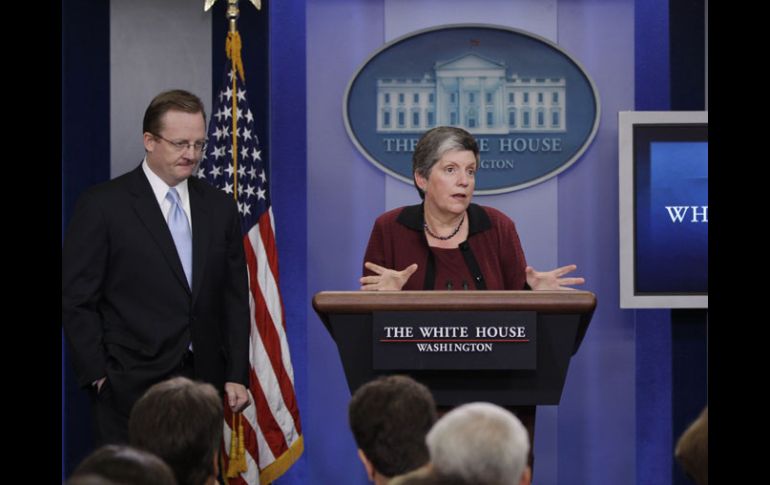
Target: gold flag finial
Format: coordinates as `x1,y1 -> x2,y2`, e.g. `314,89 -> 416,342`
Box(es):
205,0 -> 261,33
204,0 -> 262,13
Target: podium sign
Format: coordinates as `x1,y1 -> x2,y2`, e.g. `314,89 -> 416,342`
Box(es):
313,291 -> 596,406
373,311 -> 536,370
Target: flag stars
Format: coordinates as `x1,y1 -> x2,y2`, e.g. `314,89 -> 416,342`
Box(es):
201,78 -> 271,218
212,146 -> 226,160
237,201 -> 252,216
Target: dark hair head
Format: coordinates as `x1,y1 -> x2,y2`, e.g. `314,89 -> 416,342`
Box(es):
69,445 -> 177,485
129,377 -> 223,485
348,375 -> 438,478
66,475 -> 120,485
412,126 -> 479,199
142,89 -> 206,136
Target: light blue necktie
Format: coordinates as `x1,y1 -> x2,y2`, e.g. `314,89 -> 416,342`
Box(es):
166,188 -> 192,288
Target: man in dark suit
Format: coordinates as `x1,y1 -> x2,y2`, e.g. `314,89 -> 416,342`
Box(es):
63,89 -> 251,445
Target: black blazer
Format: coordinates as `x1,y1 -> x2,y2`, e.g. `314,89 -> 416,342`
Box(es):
62,165 -> 250,414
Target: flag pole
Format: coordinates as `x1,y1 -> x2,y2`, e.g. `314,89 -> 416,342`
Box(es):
204,0 -> 261,481
227,1 -> 240,201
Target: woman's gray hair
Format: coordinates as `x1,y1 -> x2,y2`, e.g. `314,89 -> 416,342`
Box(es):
426,402 -> 530,485
412,126 -> 479,199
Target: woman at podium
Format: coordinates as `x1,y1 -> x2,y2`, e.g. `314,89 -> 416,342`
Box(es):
357,125 -> 586,474
360,126 -> 583,292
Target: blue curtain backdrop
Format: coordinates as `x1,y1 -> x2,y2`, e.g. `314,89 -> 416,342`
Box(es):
62,0 -> 110,477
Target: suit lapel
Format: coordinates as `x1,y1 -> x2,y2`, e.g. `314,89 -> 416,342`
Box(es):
189,178 -> 212,304
127,166 -> 192,294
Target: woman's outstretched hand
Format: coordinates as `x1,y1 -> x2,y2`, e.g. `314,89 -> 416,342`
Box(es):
360,262 -> 418,291
526,264 -> 585,290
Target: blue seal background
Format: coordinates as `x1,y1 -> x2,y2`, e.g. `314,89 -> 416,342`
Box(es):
345,25 -> 600,193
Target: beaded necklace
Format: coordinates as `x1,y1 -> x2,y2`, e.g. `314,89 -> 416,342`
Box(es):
424,213 -> 465,240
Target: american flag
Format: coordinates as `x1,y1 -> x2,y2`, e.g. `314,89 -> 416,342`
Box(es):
197,66 -> 303,484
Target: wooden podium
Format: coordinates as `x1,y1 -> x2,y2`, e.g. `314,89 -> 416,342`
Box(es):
313,291 -> 596,407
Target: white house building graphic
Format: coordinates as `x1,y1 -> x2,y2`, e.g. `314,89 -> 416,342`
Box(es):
376,54 -> 566,134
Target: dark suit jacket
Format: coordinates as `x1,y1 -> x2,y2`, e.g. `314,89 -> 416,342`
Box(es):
62,165 -> 250,414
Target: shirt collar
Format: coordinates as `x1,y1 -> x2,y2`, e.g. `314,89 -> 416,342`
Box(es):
142,157 -> 190,207
396,202 -> 491,235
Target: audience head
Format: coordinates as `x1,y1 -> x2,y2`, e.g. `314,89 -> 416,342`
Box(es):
675,406 -> 708,485
426,402 -> 531,485
388,466 -> 464,485
129,377 -> 223,485
66,476 -> 119,485
68,444 -> 177,485
348,375 -> 438,482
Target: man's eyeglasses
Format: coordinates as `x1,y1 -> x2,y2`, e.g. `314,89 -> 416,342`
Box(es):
154,134 -> 208,153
